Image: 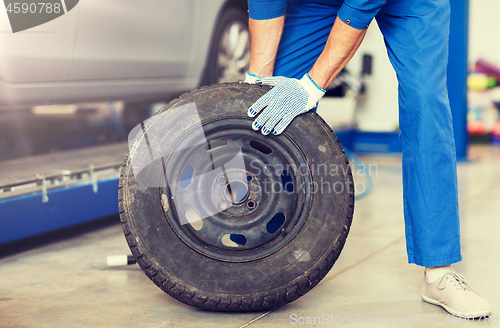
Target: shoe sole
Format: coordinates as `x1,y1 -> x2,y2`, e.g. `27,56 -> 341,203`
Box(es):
421,293 -> 492,319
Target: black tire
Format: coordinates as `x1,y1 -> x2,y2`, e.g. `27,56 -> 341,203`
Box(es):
203,7 -> 250,85
118,83 -> 354,312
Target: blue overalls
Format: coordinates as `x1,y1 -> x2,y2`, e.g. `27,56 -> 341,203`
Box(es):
248,0 -> 462,267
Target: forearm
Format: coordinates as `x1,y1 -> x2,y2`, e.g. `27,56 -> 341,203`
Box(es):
309,16 -> 367,90
248,16 -> 285,77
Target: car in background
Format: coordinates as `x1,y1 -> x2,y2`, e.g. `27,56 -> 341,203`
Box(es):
0,0 -> 250,107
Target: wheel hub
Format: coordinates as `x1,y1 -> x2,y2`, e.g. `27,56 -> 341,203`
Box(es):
211,169 -> 261,216
224,181 -> 248,204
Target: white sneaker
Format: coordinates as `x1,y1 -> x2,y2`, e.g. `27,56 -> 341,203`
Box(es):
421,270 -> 491,318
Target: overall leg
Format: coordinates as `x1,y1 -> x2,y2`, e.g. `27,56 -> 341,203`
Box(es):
273,0 -> 343,78
376,0 -> 461,266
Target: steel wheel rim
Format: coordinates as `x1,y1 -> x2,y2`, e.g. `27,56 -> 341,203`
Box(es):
160,118 -> 312,262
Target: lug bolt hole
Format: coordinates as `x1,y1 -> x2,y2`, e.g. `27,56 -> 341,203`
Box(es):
247,200 -> 256,209
246,174 -> 253,182
217,176 -> 226,184
219,201 -> 229,210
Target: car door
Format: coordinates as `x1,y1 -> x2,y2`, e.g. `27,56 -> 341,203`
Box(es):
68,0 -> 194,80
0,2 -> 78,83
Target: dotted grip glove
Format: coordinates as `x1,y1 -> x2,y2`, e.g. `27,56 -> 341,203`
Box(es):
248,73 -> 326,135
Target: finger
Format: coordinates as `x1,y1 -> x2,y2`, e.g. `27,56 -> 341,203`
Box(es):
247,91 -> 273,117
252,97 -> 283,133
272,113 -> 295,135
272,101 -> 305,135
259,98 -> 289,135
262,98 -> 294,135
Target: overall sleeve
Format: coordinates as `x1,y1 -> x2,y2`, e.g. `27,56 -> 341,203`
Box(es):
248,0 -> 287,20
337,0 -> 387,30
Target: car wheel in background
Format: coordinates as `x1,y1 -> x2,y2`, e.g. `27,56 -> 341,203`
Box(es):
205,7 -> 250,84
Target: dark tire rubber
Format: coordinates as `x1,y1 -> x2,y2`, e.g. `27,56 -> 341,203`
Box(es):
118,83 -> 355,312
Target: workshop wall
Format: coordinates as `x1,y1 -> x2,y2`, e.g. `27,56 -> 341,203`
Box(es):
469,0 -> 500,65
340,0 -> 499,133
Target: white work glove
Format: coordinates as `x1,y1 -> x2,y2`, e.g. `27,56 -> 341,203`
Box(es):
242,71 -> 260,84
248,73 -> 325,135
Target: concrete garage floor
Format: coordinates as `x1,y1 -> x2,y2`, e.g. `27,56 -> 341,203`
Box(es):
0,144 -> 498,328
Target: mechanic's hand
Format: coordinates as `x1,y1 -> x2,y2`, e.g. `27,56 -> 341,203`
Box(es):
248,73 -> 325,135
242,71 -> 260,84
